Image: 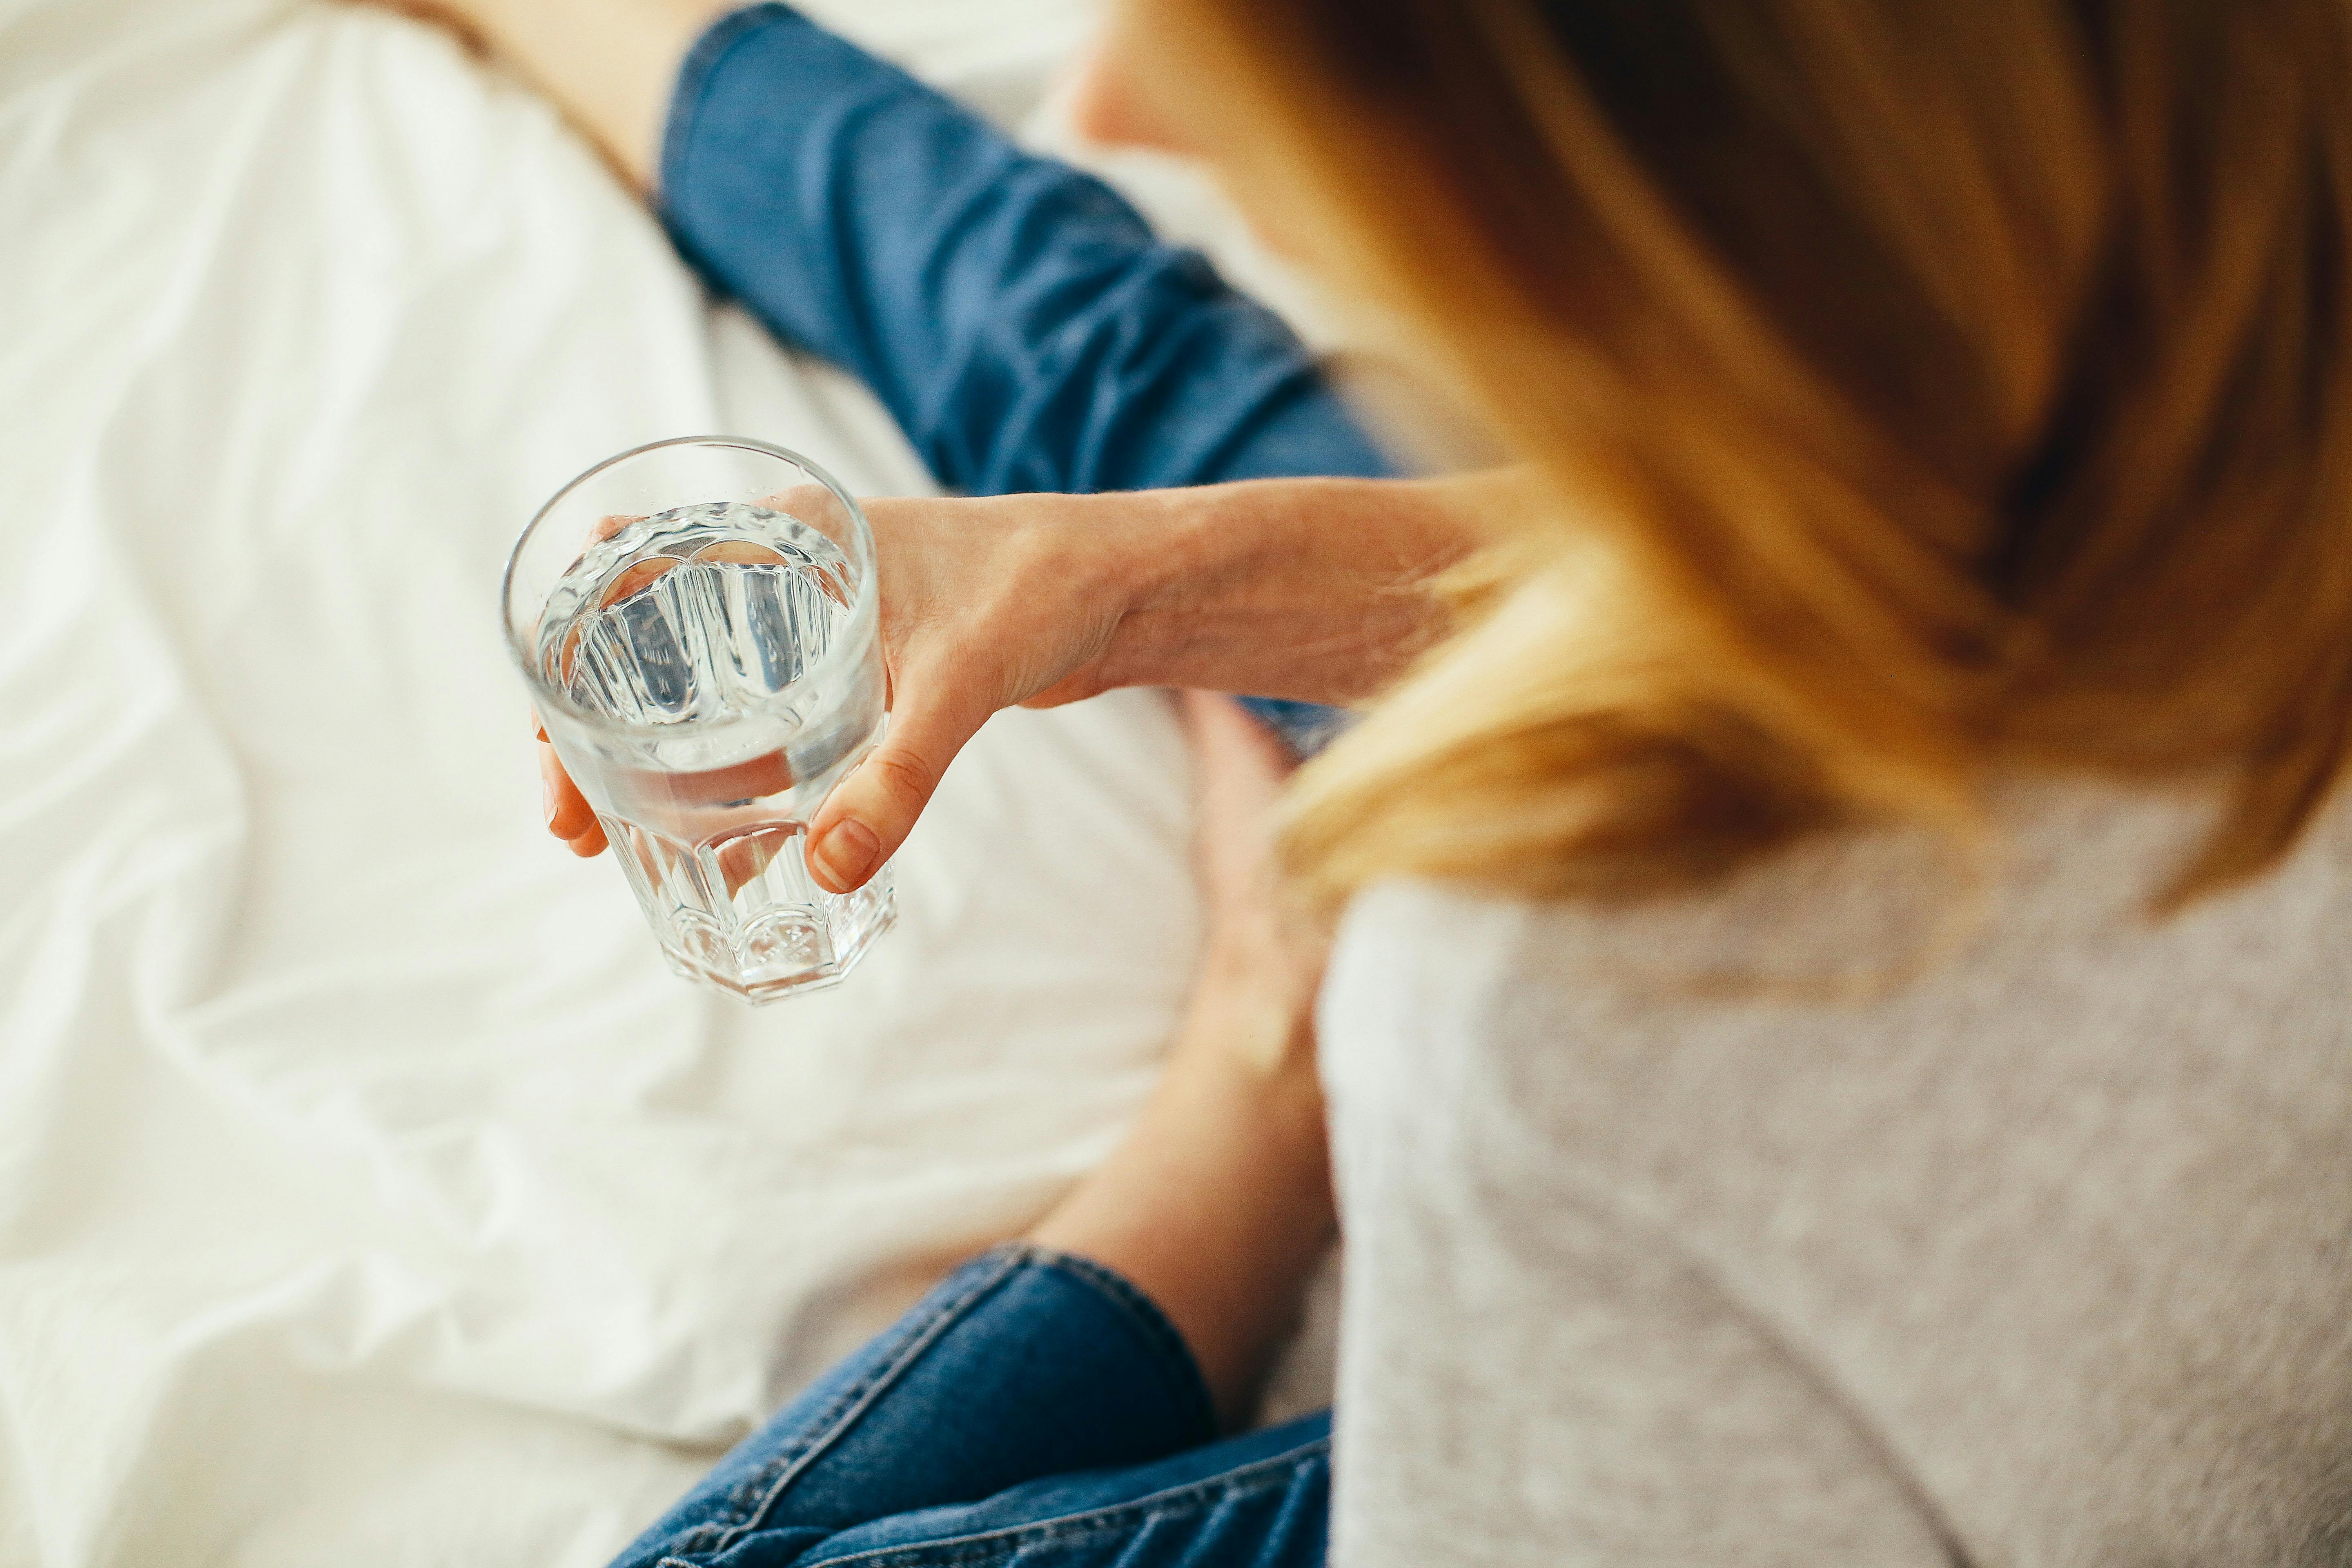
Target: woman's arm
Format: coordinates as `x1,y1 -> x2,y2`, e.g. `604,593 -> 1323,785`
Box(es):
797,472 -> 1482,891
1025,692 -> 1335,1430
433,0 -> 1448,873
545,471 -> 1485,885
874,475 -> 1480,713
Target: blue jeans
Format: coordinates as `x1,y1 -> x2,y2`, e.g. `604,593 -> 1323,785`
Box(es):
610,1246 -> 1331,1567
657,3 -> 1392,755
624,11 -> 1357,1561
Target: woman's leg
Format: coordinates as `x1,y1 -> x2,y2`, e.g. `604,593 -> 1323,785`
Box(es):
656,4 -> 1392,500
612,1243 -> 1327,1568
423,0 -> 1381,751
616,1241 -> 1326,1561
767,1412 -> 1330,1568
657,5 -> 1386,755
425,0 -> 1388,494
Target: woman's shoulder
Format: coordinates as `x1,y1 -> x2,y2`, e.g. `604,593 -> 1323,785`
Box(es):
1333,773 -> 2352,1017
1321,769 -> 2352,1181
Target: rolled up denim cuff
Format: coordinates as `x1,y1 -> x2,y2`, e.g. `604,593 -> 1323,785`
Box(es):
659,3 -> 806,212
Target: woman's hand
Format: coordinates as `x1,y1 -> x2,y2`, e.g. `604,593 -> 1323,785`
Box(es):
543,474 -> 1487,890
540,488 -> 1147,868
1163,690 -> 1327,1082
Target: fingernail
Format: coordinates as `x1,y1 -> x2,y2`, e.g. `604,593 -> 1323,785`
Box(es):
812,820 -> 881,891
543,773 -> 559,826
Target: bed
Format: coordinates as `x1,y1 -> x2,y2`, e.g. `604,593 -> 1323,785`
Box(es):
0,0 -> 1330,1560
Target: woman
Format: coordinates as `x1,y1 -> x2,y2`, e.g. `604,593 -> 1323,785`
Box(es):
434,0 -> 2352,1562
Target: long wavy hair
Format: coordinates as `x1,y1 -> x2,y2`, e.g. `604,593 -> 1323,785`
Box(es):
1153,0 -> 2352,911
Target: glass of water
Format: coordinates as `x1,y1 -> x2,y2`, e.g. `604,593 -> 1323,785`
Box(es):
502,437 -> 896,1001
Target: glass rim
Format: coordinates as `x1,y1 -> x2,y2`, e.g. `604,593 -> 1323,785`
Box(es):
501,434 -> 880,742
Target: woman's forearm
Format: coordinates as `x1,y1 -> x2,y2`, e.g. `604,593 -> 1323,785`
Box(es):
1087,474 -> 1488,706
546,470 -> 1488,891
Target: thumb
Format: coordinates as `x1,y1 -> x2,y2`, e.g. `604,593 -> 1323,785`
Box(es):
804,695 -> 986,894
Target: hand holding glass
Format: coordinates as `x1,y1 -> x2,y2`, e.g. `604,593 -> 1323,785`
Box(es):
503,437 -> 896,1001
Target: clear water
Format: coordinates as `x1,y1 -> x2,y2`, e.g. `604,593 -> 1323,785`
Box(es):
538,502 -> 851,727
535,501 -> 893,1001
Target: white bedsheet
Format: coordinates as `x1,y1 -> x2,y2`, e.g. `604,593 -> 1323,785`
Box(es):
0,1 -> 1326,1561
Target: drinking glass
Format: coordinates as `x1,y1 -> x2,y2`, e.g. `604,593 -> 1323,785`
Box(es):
503,437 -> 895,1001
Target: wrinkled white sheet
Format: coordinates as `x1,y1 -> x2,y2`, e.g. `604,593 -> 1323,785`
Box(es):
0,1 -> 1327,1561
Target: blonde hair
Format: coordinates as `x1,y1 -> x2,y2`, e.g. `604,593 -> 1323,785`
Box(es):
1156,0 -> 2352,910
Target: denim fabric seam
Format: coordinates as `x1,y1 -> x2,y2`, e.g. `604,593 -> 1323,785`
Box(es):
792,1432 -> 1332,1568
687,1245 -> 1035,1556
659,2 -> 796,214
1012,1245 -> 1218,1444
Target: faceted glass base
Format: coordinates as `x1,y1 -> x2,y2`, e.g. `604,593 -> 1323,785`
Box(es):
602,814 -> 898,1003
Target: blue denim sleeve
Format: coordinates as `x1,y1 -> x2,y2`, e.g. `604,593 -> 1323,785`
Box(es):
655,3 -> 1394,498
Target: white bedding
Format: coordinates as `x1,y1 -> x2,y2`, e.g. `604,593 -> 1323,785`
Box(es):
0,2 -> 1324,1561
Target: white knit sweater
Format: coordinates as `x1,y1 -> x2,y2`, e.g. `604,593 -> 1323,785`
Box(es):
1321,780 -> 2352,1566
